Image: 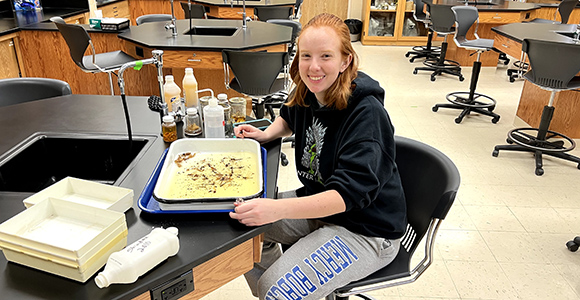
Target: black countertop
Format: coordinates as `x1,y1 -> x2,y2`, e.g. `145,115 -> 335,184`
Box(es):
0,95 -> 280,300
193,0 -> 295,6
118,18 -> 292,51
0,7 -> 88,35
492,22 -> 578,43
424,0 -> 538,11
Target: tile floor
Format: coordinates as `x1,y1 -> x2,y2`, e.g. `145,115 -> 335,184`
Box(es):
201,44 -> 580,300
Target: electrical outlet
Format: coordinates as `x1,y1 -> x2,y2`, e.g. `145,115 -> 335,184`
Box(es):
151,270 -> 194,300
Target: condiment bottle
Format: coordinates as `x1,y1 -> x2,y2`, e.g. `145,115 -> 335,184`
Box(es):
184,107 -> 202,137
163,75 -> 181,112
203,98 -> 225,138
182,68 -> 198,108
162,115 -> 177,142
94,227 -> 180,288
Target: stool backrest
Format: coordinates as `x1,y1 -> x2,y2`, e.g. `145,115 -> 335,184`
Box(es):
222,50 -> 288,96
254,6 -> 293,21
522,39 -> 580,90
557,0 -> 578,24
413,0 -> 428,22
50,17 -> 92,71
180,2 -> 206,19
428,4 -> 455,34
0,78 -> 72,107
136,14 -> 172,25
451,5 -> 479,44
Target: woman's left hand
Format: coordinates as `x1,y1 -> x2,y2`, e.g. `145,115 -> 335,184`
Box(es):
229,198 -> 284,226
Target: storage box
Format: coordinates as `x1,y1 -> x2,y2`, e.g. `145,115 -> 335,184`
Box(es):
100,18 -> 130,31
23,177 -> 134,212
0,197 -> 128,282
153,139 -> 263,207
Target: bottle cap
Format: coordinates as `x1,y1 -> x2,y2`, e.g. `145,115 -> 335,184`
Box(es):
166,227 -> 179,236
163,115 -> 174,123
187,107 -> 198,115
209,98 -> 218,106
165,75 -> 174,82
217,93 -> 228,101
185,68 -> 193,73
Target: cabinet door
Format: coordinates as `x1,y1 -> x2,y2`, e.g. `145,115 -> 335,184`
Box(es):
0,38 -> 20,79
366,0 -> 398,40
396,0 -> 429,40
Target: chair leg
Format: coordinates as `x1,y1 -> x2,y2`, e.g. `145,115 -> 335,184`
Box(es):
413,36 -> 462,81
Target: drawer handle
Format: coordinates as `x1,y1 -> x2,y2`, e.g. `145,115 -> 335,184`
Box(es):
188,59 -> 202,62
493,16 -> 502,19
501,44 -> 508,48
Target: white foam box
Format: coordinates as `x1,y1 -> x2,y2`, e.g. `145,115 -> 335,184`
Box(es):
0,197 -> 128,281
23,177 -> 134,212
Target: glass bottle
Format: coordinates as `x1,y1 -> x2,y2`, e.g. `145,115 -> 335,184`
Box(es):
184,107 -> 202,137
162,115 -> 177,142
217,94 -> 233,137
229,97 -> 247,124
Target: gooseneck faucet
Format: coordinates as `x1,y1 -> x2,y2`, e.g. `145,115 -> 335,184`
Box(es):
165,0 -> 178,37
230,0 -> 248,28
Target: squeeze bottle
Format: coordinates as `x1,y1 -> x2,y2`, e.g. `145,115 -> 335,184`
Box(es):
203,98 -> 225,138
163,75 -> 181,112
182,68 -> 199,108
94,227 -> 180,288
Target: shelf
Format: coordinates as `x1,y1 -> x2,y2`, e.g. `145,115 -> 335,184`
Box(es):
370,9 -> 397,12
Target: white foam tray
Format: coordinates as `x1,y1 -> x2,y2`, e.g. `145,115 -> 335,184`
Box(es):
153,138 -> 263,203
0,197 -> 126,261
23,177 -> 134,212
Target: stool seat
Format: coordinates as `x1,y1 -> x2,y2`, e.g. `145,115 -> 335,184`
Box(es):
456,38 -> 494,50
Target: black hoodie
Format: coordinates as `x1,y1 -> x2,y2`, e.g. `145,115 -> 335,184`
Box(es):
280,71 -> 407,239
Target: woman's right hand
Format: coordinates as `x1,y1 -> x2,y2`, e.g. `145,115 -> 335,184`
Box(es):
234,124 -> 269,143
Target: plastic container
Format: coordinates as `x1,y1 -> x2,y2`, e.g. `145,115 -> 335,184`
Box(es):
94,227 -> 180,288
217,94 -> 233,138
199,95 -> 216,123
229,97 -> 247,123
22,177 -> 134,212
182,68 -> 198,108
184,107 -> 202,137
203,98 -> 225,138
162,115 -> 177,143
163,75 -> 181,112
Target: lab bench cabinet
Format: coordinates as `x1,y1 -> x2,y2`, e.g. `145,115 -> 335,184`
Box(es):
362,0 -> 429,46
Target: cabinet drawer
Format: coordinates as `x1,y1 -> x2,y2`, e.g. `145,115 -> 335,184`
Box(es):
162,51 -> 223,69
478,12 -> 521,23
494,33 -> 522,58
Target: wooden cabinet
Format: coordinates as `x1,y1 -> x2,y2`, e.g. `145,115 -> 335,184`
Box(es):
362,0 -> 428,46
101,0 -> 131,19
0,33 -> 24,79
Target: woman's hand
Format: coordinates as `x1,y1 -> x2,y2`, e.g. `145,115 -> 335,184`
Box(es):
229,198 -> 284,226
234,124 -> 269,143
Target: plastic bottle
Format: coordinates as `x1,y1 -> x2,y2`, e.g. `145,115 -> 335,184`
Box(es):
217,94 -> 233,138
182,68 -> 199,108
162,115 -> 177,142
203,98 -> 225,138
94,227 -> 180,288
163,75 -> 181,112
184,107 -> 202,136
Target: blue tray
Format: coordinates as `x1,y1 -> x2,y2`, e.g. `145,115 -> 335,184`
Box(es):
138,147 -> 267,214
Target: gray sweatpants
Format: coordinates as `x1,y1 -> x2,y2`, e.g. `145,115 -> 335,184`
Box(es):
244,192 -> 401,300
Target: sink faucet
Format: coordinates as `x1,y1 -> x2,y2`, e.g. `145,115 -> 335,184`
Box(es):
230,0 -> 247,28
165,0 -> 178,37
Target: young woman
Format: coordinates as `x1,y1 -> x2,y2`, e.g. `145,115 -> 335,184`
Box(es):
231,13 -> 406,300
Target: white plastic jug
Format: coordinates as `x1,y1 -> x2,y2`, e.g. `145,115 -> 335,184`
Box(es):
203,98 -> 225,138
94,227 -> 180,288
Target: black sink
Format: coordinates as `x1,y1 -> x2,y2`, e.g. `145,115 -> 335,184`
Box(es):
0,133 -> 155,193
183,26 -> 239,36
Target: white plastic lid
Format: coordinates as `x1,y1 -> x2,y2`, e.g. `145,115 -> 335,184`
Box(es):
187,107 -> 198,115
163,115 -> 174,123
185,68 -> 193,73
217,93 -> 227,101
166,227 -> 179,236
209,98 -> 218,106
165,75 -> 174,82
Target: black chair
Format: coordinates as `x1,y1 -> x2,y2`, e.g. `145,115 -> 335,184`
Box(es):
254,6 -> 293,22
50,17 -> 136,95
266,19 -> 301,63
135,14 -> 172,25
508,0 -> 578,82
492,39 -> 580,176
180,2 -> 207,19
405,0 -> 441,62
432,6 -> 500,124
294,0 -> 304,19
325,136 -> 460,300
413,4 -> 463,82
0,77 -> 72,107
222,50 -> 289,120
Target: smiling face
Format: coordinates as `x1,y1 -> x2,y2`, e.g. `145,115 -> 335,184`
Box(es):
298,26 -> 352,104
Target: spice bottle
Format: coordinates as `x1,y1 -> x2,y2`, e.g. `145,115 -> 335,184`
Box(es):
184,107 -> 202,137
162,115 -> 177,142
229,97 -> 246,123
